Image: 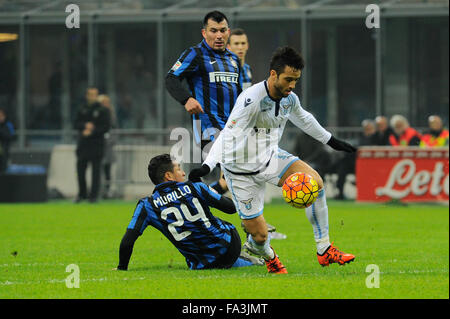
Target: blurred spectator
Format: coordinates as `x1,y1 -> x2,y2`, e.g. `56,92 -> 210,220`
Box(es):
98,94 -> 117,199
374,115 -> 394,145
74,87 -> 111,203
420,115 -> 449,147
359,119 -> 378,146
335,119 -> 377,200
388,114 -> 421,146
0,108 -> 15,173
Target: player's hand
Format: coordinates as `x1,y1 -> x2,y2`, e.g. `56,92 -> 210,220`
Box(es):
327,136 -> 357,153
184,98 -> 204,115
188,164 -> 211,182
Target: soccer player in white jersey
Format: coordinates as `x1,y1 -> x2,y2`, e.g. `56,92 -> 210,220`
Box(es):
189,47 -> 356,274
228,28 -> 287,241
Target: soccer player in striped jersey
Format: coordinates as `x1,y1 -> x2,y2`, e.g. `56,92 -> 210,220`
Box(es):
116,154 -> 262,271
227,28 -> 252,90
189,47 -> 356,273
165,10 -> 241,196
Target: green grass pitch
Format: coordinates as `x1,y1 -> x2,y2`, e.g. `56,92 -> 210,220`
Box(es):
0,199 -> 448,299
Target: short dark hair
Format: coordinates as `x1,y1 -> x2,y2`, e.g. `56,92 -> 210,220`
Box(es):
230,28 -> 246,37
203,10 -> 229,28
269,46 -> 305,76
148,154 -> 174,185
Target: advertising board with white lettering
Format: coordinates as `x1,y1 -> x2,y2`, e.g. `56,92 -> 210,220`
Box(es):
356,147 -> 449,203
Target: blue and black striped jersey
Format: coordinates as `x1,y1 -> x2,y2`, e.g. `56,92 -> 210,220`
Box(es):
168,39 -> 243,143
242,63 -> 253,90
127,181 -> 236,270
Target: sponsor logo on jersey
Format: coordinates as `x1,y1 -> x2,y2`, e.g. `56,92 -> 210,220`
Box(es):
244,98 -> 252,107
171,60 -> 182,71
227,119 -> 237,129
209,72 -> 239,84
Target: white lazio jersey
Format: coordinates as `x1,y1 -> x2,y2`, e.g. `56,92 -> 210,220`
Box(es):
204,80 -> 332,173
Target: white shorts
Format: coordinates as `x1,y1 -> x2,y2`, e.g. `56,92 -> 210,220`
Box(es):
222,148 -> 299,220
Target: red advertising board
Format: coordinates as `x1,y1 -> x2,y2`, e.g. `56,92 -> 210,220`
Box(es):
356,147 -> 449,203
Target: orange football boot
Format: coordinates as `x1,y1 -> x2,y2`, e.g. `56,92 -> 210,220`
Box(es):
265,248 -> 288,274
317,242 -> 355,266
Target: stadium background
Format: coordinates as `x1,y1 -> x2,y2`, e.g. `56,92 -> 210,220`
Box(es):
0,0 -> 448,200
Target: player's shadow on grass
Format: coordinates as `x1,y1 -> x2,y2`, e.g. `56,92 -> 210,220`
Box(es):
131,263 -> 187,272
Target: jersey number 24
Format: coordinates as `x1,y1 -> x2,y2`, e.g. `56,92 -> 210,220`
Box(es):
160,198 -> 211,241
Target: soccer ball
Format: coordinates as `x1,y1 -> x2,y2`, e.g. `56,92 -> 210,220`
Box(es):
282,172 -> 319,209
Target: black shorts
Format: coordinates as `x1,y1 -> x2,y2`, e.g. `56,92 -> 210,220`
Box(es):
205,227 -> 241,269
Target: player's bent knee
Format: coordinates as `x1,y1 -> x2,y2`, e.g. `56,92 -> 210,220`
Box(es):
279,160 -> 324,189
312,173 -> 324,189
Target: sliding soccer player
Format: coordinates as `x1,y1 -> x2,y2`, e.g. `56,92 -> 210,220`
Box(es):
116,154 -> 262,271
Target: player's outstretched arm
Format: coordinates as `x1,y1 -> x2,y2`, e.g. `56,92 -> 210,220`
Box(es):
208,193 -> 236,215
117,228 -> 140,271
193,182 -> 236,215
326,136 -> 357,153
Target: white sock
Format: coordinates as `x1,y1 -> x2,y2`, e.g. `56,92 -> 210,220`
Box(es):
248,235 -> 275,260
305,189 -> 331,255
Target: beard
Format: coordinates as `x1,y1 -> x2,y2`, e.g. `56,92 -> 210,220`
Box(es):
274,82 -> 289,98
